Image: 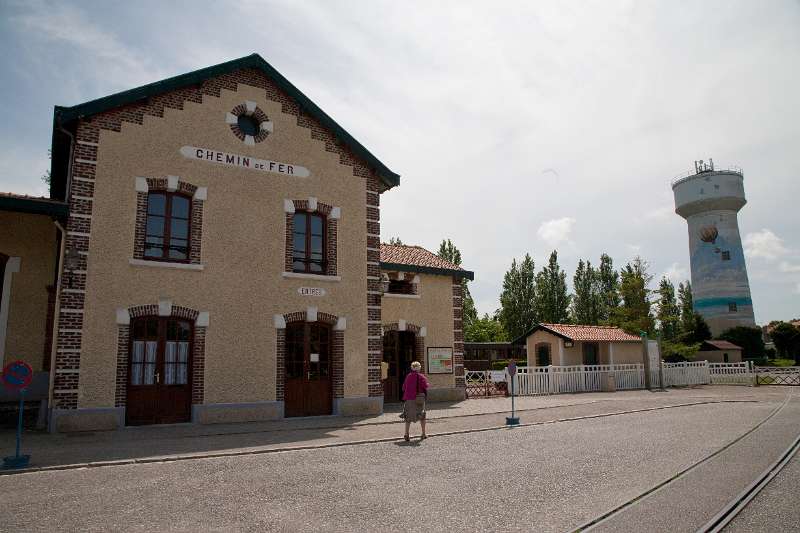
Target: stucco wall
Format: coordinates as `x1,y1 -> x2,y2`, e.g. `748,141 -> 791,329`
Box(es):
0,211 -> 56,371
78,82 -> 371,408
525,330 -> 643,367
380,272 -> 456,389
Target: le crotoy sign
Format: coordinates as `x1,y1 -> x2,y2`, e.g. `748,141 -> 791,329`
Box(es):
180,146 -> 310,177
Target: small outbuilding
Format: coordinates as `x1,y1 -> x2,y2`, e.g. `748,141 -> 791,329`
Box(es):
514,323 -> 643,367
697,340 -> 742,363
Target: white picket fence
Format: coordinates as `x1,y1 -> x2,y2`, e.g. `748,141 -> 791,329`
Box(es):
473,361 -> 757,398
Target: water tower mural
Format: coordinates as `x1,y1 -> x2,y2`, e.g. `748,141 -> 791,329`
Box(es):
672,159 -> 756,336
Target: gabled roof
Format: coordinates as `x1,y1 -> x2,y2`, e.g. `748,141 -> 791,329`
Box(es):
51,53 -> 400,199
0,192 -> 68,218
700,340 -> 742,351
513,323 -> 642,345
380,244 -> 474,280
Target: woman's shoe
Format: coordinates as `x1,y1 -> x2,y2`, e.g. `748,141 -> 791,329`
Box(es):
404,434 -> 410,442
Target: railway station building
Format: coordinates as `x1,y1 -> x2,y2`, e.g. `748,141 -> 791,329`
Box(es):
0,54 -> 472,431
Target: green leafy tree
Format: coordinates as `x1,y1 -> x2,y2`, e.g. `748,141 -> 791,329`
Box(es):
437,239 -> 477,329
769,322 -> 800,360
535,250 -> 570,324
661,341 -> 700,362
571,259 -> 601,324
597,253 -> 620,322
678,281 -> 695,335
718,326 -> 765,359
497,254 -> 537,340
685,313 -> 712,344
612,256 -> 654,335
465,313 -> 507,342
656,277 -> 681,341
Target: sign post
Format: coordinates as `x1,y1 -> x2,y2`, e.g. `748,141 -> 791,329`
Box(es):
2,360 -> 33,469
505,360 -> 520,426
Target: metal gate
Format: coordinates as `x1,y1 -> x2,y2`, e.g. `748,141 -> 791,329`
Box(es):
464,370 -> 507,398
755,367 -> 800,386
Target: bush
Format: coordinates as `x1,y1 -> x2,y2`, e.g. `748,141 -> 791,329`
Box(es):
765,347 -> 777,359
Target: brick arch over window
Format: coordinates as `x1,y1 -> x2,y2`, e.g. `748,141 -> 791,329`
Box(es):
382,322 -> 425,363
115,303 -> 207,409
275,310 -> 344,402
133,177 -> 205,264
284,199 -> 338,276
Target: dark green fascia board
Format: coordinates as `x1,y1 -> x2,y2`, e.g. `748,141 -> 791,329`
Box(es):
510,324 -> 573,346
0,196 -> 68,219
52,54 -> 400,190
379,262 -> 474,281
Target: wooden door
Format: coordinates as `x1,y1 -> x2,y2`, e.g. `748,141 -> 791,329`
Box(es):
382,331 -> 416,403
284,322 -> 332,417
127,317 -> 193,426
582,342 -> 599,365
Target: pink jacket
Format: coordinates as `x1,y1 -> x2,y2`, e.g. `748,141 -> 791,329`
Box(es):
402,371 -> 429,401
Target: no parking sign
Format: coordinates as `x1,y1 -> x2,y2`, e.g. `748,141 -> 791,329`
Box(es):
2,360 -> 33,469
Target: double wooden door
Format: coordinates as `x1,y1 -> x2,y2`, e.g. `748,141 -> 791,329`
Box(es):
383,331 -> 416,403
127,317 -> 193,425
284,322 -> 332,417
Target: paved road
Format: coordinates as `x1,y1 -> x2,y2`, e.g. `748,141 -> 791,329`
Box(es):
1,395 -> 796,532
725,451 -> 800,532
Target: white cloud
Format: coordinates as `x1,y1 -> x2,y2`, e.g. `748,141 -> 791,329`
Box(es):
662,263 -> 689,285
645,205 -> 674,220
537,217 -> 576,248
779,262 -> 800,273
743,229 -> 788,261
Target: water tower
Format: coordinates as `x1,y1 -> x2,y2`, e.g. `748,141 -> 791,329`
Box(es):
672,159 -> 755,336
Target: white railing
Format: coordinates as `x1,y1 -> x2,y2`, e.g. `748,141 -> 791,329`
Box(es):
709,362 -> 754,385
662,361 -> 710,386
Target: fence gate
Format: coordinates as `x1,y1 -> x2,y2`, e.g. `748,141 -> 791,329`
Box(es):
464,370 -> 507,398
755,367 -> 800,386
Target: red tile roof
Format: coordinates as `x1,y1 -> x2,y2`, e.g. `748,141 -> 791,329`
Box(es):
539,323 -> 642,342
701,340 -> 742,351
380,244 -> 463,272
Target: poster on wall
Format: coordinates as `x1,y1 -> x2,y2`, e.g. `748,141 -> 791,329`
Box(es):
427,347 -> 454,374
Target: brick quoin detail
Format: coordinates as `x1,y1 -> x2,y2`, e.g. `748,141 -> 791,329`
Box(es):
115,304 -> 205,409
277,311 -> 344,402
452,279 -> 465,385
284,199 -> 338,276
133,177 -> 204,263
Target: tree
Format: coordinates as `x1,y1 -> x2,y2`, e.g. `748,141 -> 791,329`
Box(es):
597,253 -> 620,322
656,277 -> 681,341
437,239 -> 477,329
465,313 -> 507,342
718,326 -> 765,359
611,256 -> 654,335
571,259 -> 601,325
535,250 -> 570,324
770,322 -> 800,360
678,281 -> 695,335
685,313 -> 712,344
387,237 -> 403,245
497,254 -> 537,340
661,341 -> 700,363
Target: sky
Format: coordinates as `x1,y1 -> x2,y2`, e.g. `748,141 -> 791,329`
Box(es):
1,0 -> 798,325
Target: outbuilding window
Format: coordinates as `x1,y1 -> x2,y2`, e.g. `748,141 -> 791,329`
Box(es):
144,192 -> 192,262
293,212 -> 326,274
388,279 -> 415,295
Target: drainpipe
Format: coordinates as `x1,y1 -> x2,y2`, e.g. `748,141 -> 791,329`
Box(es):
47,221 -> 67,430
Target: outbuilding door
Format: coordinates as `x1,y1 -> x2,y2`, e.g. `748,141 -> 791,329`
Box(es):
383,331 -> 416,403
127,316 -> 193,425
284,322 -> 332,417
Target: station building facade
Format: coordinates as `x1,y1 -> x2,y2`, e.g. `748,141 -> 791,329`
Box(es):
0,54 -> 472,431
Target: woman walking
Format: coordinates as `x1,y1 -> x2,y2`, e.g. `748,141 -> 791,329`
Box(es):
402,361 -> 429,442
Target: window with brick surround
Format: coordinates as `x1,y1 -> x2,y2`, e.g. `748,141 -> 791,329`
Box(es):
388,279 -> 414,295
145,192 -> 191,262
133,177 -> 204,265
293,212 -> 326,274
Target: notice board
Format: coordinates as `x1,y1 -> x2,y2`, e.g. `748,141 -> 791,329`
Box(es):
427,347 -> 454,374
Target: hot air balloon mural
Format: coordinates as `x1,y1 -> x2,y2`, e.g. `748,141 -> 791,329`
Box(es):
699,225 -> 718,244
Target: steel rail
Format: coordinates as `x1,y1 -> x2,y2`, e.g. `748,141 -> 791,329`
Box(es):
572,393 -> 795,533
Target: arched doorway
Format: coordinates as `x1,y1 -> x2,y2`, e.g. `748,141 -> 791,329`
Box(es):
284,321 -> 333,417
383,330 -> 416,403
535,343 -> 552,366
127,316 -> 193,425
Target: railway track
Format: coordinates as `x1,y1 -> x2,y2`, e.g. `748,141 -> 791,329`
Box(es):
570,392 -> 798,533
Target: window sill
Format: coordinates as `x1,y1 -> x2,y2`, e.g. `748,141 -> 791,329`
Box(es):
383,293 -> 421,299
282,272 -> 341,282
129,258 -> 204,271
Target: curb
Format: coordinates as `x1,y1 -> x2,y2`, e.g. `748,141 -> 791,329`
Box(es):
0,399 -> 745,477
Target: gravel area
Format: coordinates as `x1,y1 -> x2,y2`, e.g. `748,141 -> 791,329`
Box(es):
724,449 -> 800,532
0,400 -> 789,532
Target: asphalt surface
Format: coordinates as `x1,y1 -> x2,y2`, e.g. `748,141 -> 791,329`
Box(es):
0,396 -> 795,532
724,450 -> 800,532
